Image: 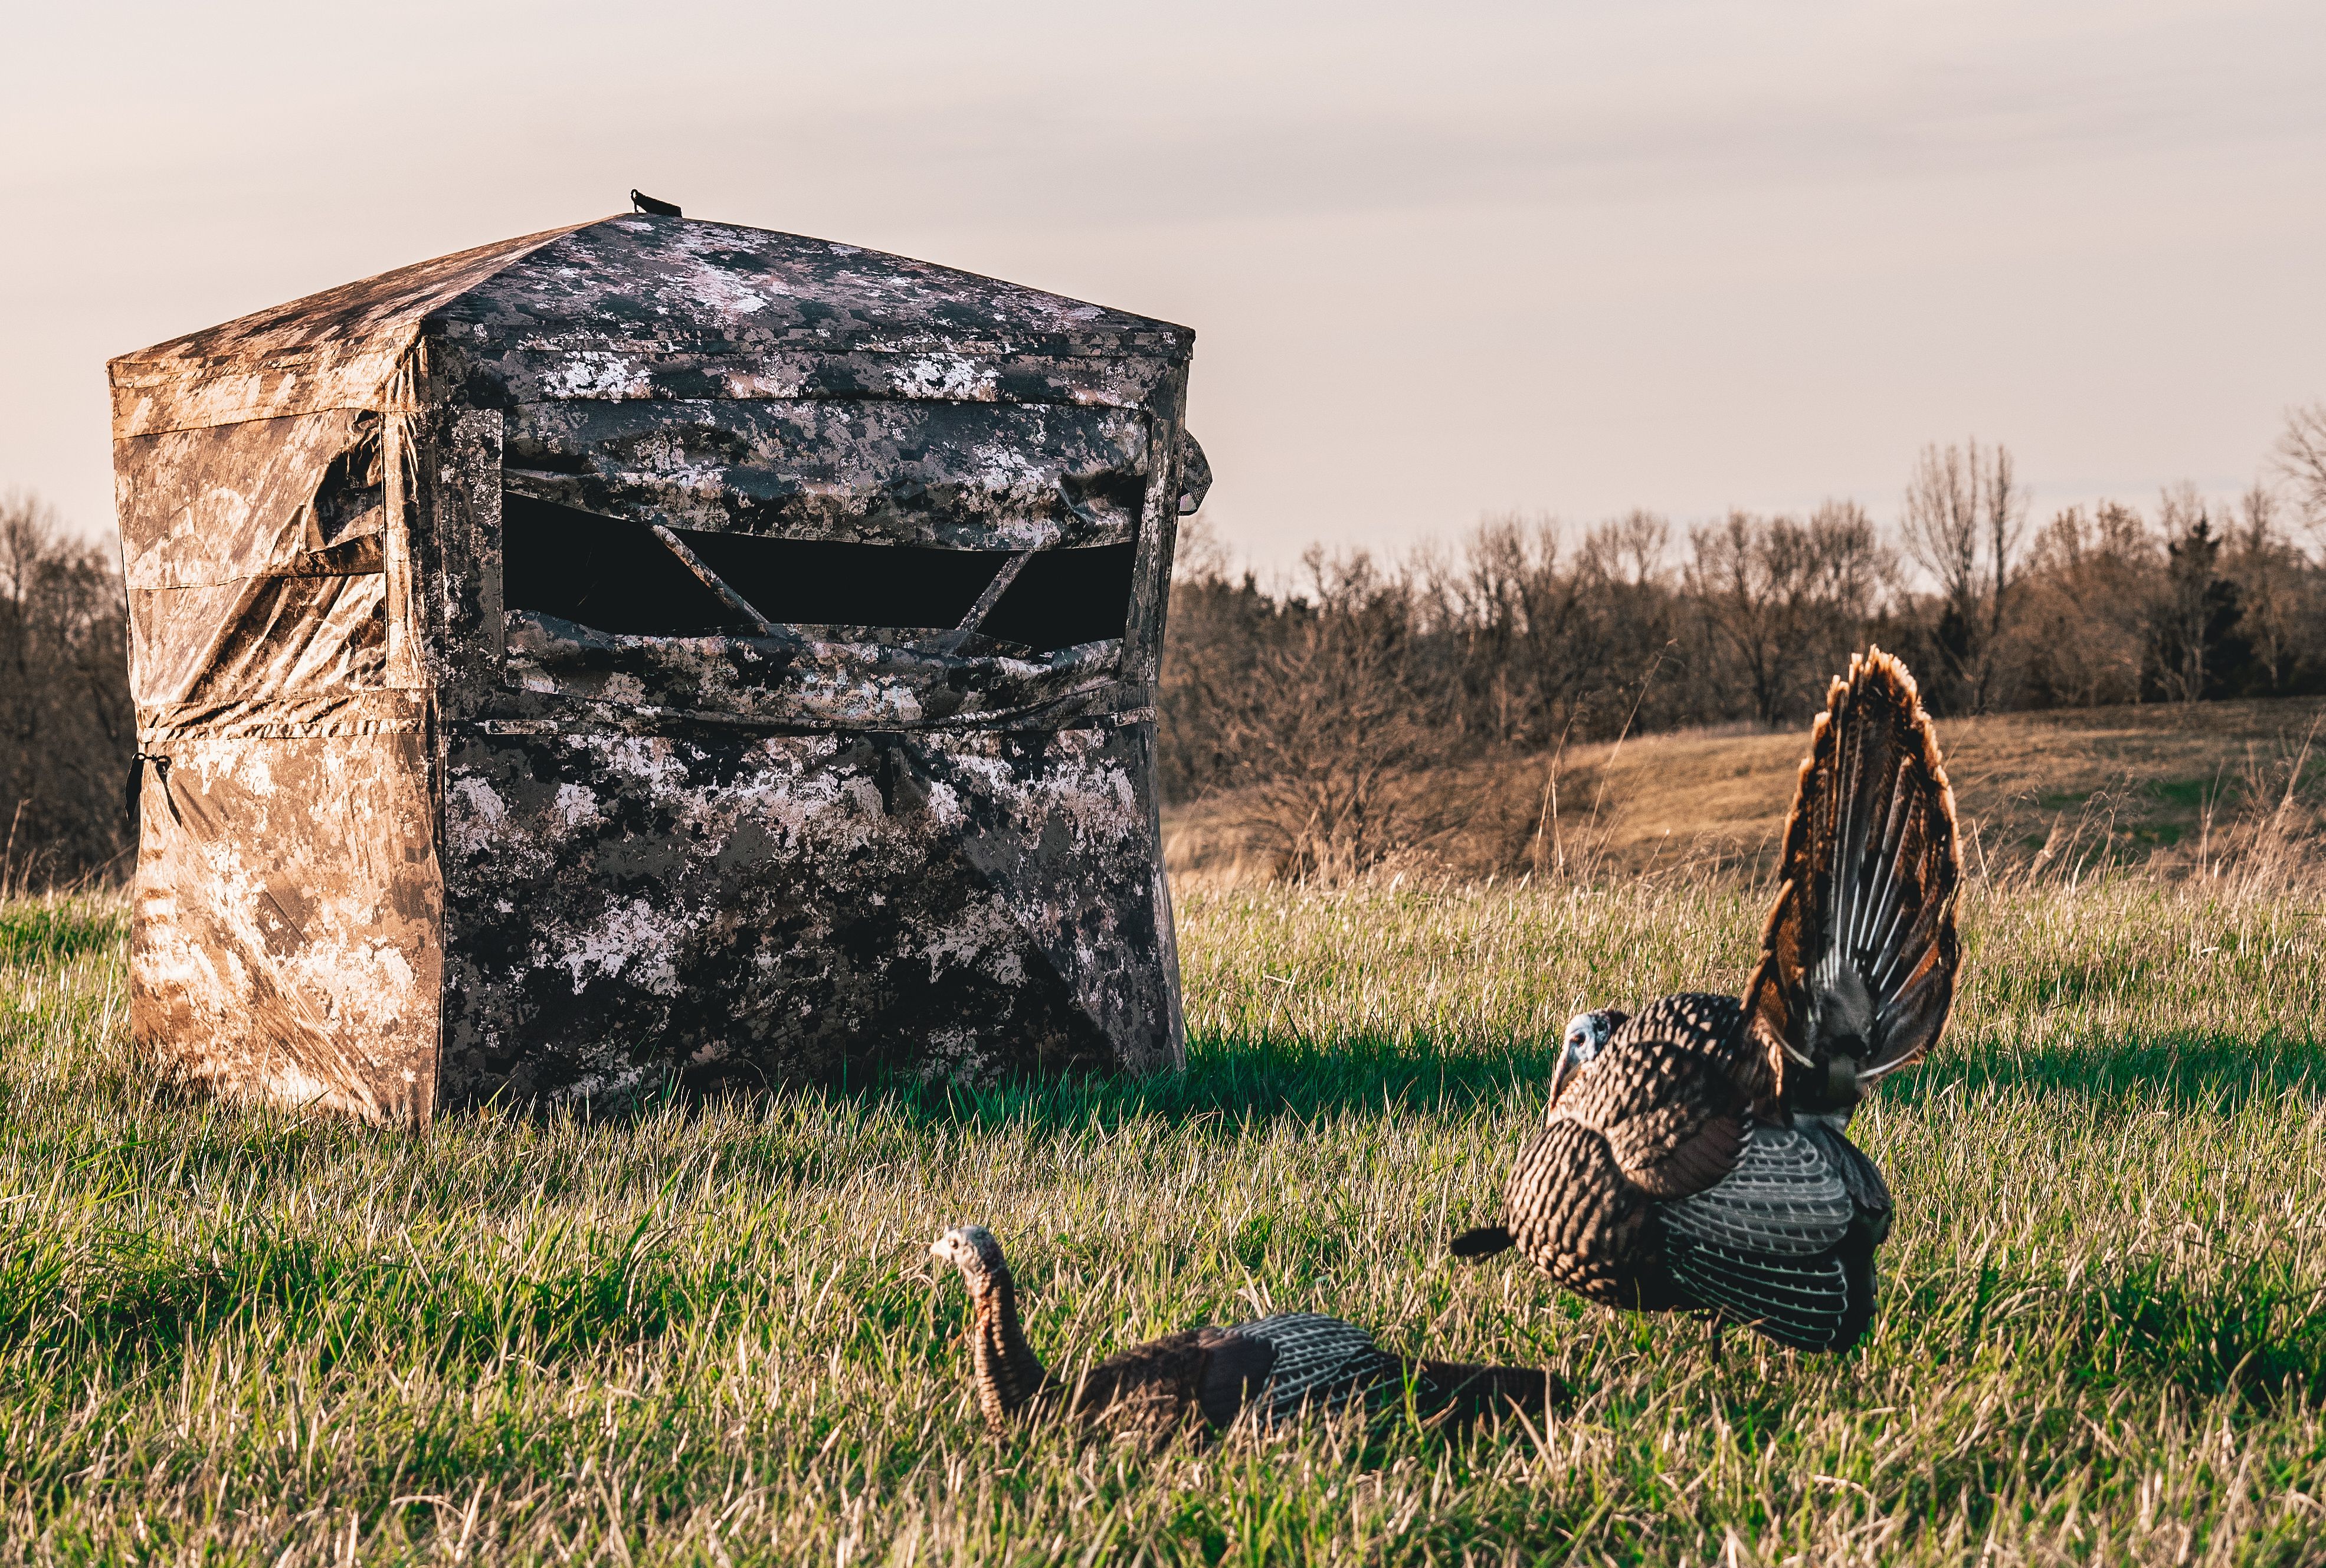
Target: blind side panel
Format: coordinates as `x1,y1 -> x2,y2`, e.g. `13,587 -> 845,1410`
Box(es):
130,573 -> 388,712
130,730 -> 442,1125
117,410 -> 384,589
115,409 -> 409,731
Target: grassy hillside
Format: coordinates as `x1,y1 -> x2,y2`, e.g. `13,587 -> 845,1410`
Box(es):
4,876 -> 2324,1563
1166,696 -> 2326,883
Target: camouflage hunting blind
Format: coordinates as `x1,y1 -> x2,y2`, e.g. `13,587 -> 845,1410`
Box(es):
110,211 -> 1205,1124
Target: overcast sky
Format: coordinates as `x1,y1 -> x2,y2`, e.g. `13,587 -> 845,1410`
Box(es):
6,0 -> 2321,569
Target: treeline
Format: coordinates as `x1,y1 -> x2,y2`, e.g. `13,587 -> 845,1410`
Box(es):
8,412 -> 2326,887
1,496 -> 134,887
1161,416 -> 2326,875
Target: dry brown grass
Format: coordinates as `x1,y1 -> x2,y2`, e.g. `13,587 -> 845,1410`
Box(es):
1166,697 -> 2326,887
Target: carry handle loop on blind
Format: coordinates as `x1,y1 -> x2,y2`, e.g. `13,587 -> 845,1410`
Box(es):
126,752 -> 171,819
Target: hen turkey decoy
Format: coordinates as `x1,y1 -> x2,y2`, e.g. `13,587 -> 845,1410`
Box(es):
1453,648 -> 1960,1353
931,1225 -> 1561,1438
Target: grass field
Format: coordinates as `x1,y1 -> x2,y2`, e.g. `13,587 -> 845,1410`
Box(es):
4,874 -> 2325,1564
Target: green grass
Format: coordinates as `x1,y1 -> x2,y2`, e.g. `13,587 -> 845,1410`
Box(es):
3,879 -> 2324,1564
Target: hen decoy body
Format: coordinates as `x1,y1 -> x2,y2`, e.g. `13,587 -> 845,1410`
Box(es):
1454,649 -> 1961,1353
931,1226 -> 1560,1438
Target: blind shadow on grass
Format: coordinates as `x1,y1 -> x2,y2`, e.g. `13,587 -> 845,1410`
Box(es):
853,1030 -> 1558,1136
489,1030 -> 1559,1132
633,1016 -> 2323,1133
508,1019 -> 2324,1133
31,1031 -> 1559,1152
64,1011 -> 2319,1137
1893,1031 -> 2325,1114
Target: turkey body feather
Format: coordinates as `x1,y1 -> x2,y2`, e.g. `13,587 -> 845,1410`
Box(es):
1457,649 -> 1954,1354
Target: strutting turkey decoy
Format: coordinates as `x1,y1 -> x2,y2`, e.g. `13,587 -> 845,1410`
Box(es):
1452,648 -> 1960,1353
930,1225 -> 1563,1438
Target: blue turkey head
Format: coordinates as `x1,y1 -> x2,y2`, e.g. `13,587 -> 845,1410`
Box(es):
1549,1008 -> 1627,1105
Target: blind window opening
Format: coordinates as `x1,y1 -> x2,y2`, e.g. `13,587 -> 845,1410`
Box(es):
502,493 -> 1136,654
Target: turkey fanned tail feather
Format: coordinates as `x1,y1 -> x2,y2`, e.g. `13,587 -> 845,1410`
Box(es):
1745,646 -> 1962,1115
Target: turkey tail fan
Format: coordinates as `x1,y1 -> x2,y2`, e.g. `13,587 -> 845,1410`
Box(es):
1744,648 -> 1961,1109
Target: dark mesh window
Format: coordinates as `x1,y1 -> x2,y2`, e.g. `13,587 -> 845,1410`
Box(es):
676,529 -> 1000,629
503,492 -> 1136,652
503,495 -> 758,636
981,543 -> 1137,650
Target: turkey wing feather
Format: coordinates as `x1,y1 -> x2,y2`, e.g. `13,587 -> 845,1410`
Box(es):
1659,1123 -> 1853,1255
1229,1313 -> 1399,1423
1665,1236 -> 1855,1352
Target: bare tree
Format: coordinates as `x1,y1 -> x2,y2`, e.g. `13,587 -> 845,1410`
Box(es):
1169,510 -> 1232,585
1417,514 -> 1681,752
1806,498 -> 1892,607
2015,501 -> 2154,707
2223,483 -> 2314,694
1981,444 -> 2029,655
1429,516 -> 1547,749
1901,444 -> 1980,609
1686,504 -> 1889,727
0,494 -> 135,886
1177,549 -> 1443,878
1587,509 -> 1672,588
2273,402 -> 2326,540
1899,439 -> 2025,712
2146,483 -> 2248,704
1686,512 -> 1790,727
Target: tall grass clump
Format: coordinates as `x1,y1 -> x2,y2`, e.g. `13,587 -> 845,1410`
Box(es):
2,874 -> 2322,1563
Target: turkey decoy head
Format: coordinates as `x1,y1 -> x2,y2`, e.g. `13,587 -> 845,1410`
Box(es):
1549,1008 -> 1627,1105
929,1225 -> 1053,1426
932,1224 -> 1007,1290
